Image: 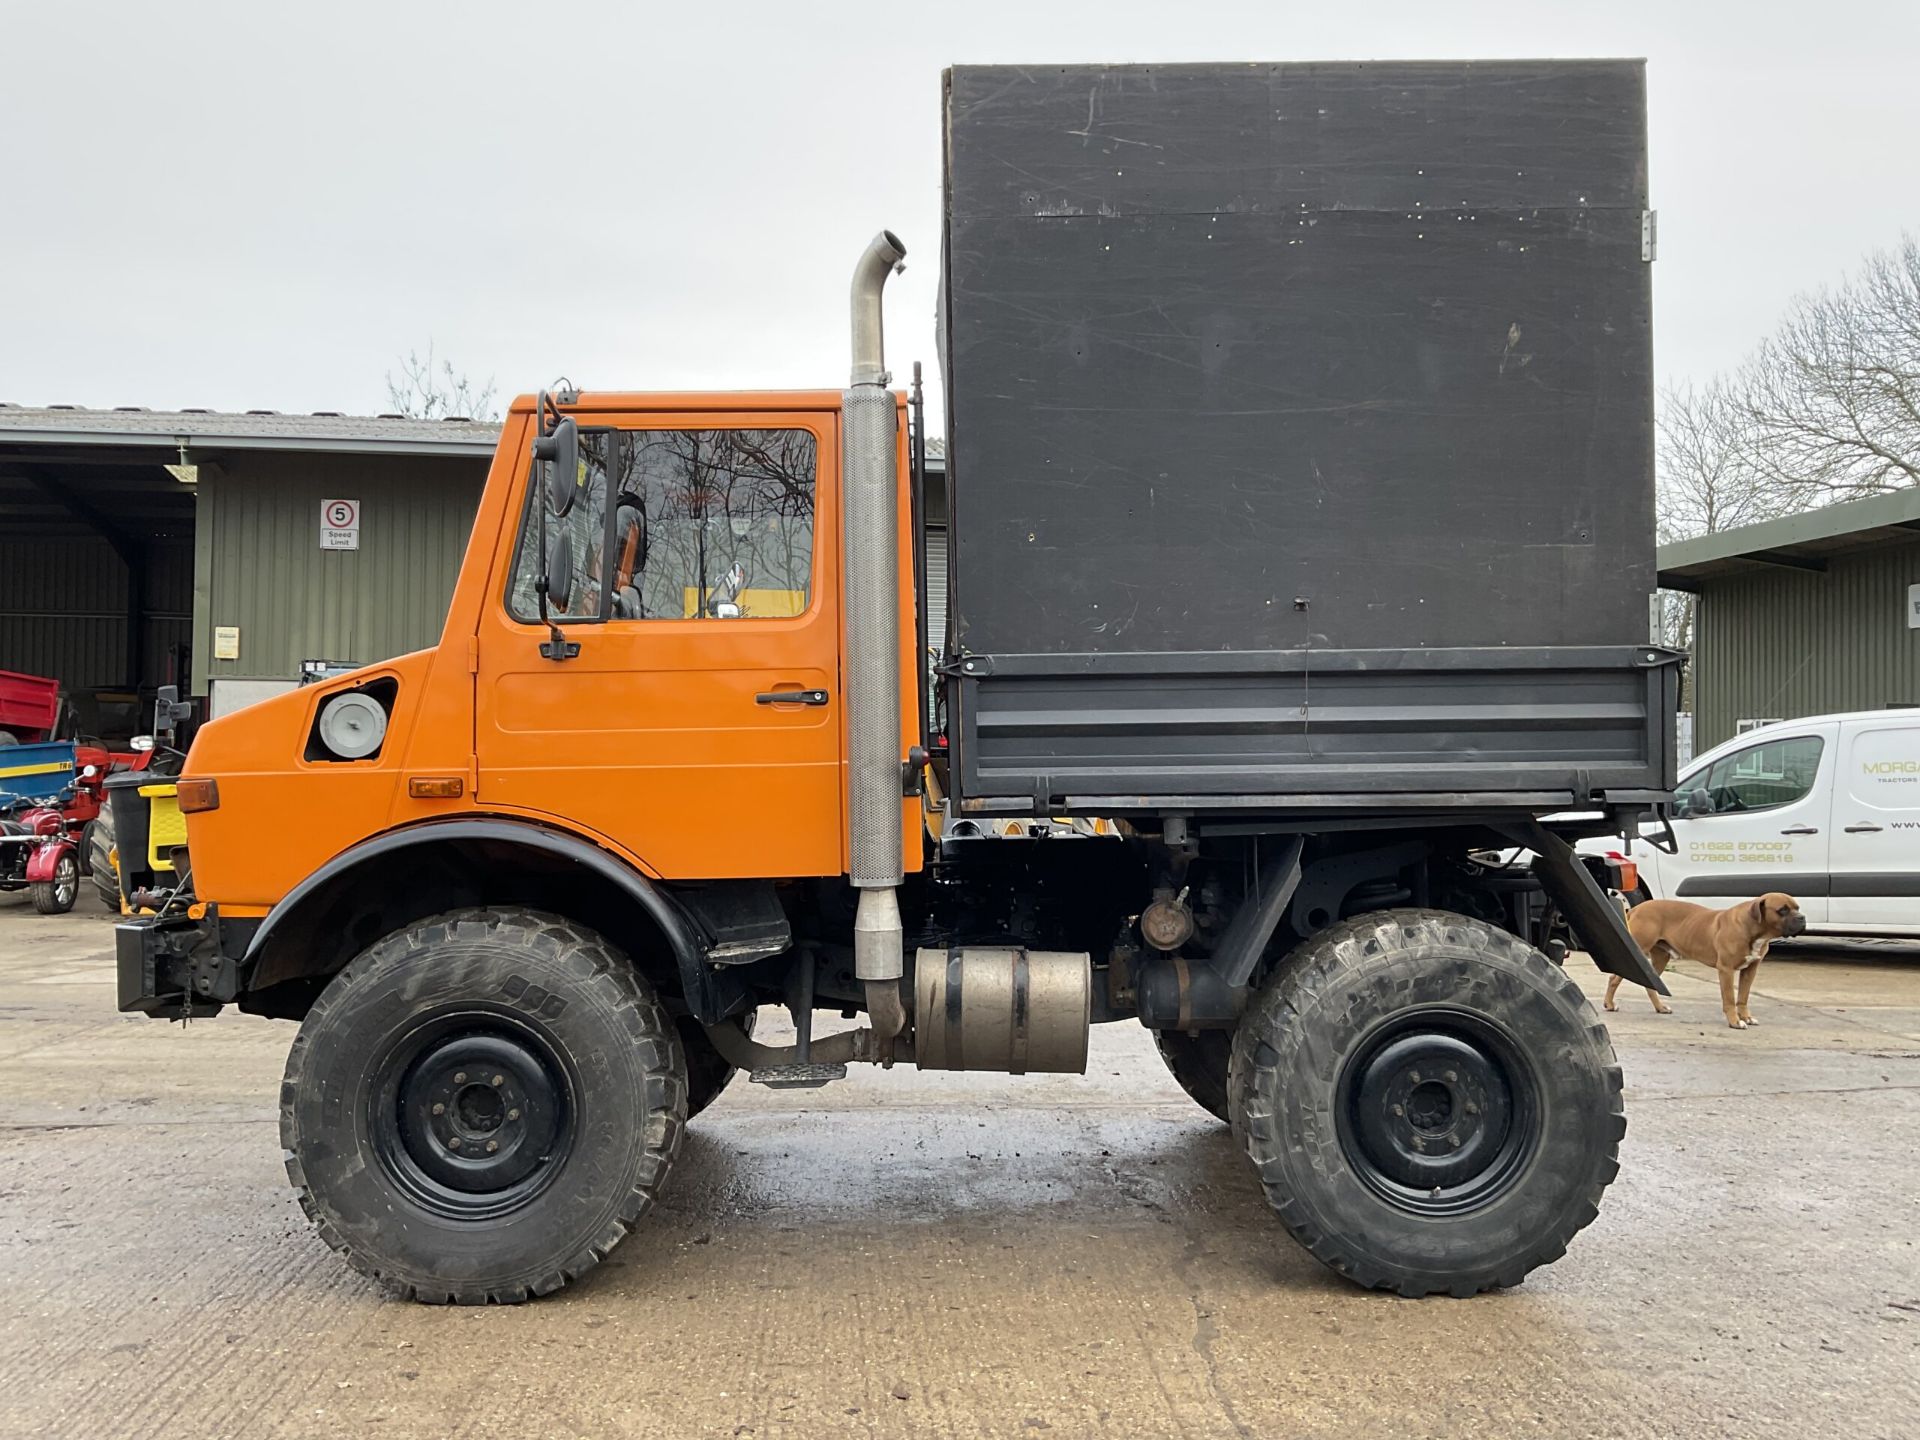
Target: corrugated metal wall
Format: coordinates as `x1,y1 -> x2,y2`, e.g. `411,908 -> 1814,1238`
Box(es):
193,452 -> 486,691
1693,540 -> 1920,750
0,534 -> 193,691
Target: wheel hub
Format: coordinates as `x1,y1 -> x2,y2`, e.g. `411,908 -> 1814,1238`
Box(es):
373,1019 -> 573,1218
1338,1011 -> 1537,1215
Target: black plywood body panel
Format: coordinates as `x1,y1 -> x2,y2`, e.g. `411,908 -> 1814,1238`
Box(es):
939,61 -> 1666,812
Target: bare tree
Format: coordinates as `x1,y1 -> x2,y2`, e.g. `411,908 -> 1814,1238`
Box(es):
1649,380 -> 1799,669
1654,379 -> 1786,545
385,343 -> 498,421
1733,235 -> 1920,505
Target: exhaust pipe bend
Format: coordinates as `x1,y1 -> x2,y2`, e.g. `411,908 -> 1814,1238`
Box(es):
850,230 -> 907,387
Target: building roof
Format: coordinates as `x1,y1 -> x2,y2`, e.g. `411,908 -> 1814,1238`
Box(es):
1657,487 -> 1920,590
0,405 -> 502,458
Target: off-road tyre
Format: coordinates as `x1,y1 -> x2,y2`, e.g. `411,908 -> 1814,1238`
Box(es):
281,907 -> 687,1304
29,851 -> 80,914
680,1008 -> 754,1120
86,811 -> 120,910
1227,908 -> 1624,1298
1153,1029 -> 1232,1124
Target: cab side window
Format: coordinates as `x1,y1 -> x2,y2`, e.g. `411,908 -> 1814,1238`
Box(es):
611,429 -> 817,620
1695,734 -> 1823,815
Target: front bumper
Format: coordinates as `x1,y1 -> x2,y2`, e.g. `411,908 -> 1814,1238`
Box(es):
116,914 -> 231,1019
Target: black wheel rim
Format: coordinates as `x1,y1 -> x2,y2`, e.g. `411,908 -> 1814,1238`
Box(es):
1335,1006 -> 1541,1217
367,1007 -> 576,1221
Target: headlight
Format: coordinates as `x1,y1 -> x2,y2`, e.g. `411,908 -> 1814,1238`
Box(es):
317,692 -> 388,760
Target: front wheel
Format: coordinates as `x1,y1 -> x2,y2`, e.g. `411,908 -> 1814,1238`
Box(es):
1228,908 -> 1623,1297
281,908 -> 688,1304
30,852 -> 79,914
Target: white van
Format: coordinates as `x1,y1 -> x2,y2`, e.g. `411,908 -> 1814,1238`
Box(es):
1598,711 -> 1920,935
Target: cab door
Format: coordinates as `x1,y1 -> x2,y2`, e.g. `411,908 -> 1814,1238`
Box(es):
1827,719 -> 1920,931
1660,724 -> 1835,921
474,408 -> 844,880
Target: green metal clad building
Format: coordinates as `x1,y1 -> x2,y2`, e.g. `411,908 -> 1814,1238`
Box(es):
1659,489 -> 1920,752
0,408 -> 497,729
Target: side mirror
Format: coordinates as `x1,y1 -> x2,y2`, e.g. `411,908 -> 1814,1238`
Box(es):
531,417 -> 579,518
541,532 -> 575,611
153,685 -> 191,742
1681,787 -> 1711,817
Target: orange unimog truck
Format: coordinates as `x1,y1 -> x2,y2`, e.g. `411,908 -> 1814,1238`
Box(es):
116,61 -> 1674,1304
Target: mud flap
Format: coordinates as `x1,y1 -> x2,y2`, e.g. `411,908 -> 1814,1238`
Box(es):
1506,820 -> 1667,995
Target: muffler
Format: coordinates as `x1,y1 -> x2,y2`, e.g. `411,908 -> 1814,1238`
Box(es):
913,947 -> 1091,1074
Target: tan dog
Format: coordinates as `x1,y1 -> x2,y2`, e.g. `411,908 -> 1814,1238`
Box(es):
1606,894 -> 1807,1030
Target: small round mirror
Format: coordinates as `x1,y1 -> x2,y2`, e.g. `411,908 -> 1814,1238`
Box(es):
543,532 -> 575,612
532,417 -> 579,519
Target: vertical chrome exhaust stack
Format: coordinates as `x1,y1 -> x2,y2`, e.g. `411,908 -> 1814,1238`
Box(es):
843,231 -> 909,1044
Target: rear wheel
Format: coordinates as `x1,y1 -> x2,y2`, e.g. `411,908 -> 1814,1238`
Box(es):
1152,1029 -> 1232,1124
1228,908 -> 1623,1297
281,908 -> 687,1304
30,852 -> 79,914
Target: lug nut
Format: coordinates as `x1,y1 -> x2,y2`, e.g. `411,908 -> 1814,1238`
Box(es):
1444,1070 -> 1458,1084
485,1139 -> 499,1153
491,1074 -> 505,1087
507,1108 -> 521,1121
1391,1104 -> 1404,1116
431,1102 -> 445,1116
454,1072 -> 467,1084
1409,1071 -> 1421,1083
446,1136 -> 461,1150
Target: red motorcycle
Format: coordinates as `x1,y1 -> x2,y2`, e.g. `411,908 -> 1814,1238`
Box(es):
0,740 -> 149,914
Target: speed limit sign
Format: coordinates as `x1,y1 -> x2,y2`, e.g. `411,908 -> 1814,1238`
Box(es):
320,498 -> 360,551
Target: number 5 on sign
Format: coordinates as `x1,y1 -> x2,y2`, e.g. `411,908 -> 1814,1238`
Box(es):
321,498 -> 361,551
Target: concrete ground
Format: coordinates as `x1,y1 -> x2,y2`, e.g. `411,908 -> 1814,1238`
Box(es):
1,890 -> 1916,1440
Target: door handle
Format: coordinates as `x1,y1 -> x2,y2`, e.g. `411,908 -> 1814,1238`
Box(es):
756,689 -> 830,707
1778,825 -> 1819,836
1843,822 -> 1884,833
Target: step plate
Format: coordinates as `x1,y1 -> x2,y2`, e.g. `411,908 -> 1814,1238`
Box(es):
750,1062 -> 847,1089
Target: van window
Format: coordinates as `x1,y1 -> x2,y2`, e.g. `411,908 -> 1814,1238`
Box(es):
1693,734 -> 1824,815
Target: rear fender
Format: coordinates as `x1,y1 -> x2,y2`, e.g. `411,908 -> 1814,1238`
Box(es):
1503,819 -> 1667,994
24,834 -> 73,883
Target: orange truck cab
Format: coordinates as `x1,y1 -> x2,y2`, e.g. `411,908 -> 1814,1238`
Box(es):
116,62 -> 1674,1307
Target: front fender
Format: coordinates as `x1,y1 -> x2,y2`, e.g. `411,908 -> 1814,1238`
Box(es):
242,816 -> 732,1022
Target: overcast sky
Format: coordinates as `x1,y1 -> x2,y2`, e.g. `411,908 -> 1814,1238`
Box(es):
4,1 -> 1915,429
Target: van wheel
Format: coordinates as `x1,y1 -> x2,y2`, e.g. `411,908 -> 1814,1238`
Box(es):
281,908 -> 687,1304
1227,908 -> 1623,1297
1152,1029 -> 1232,1124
